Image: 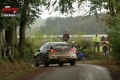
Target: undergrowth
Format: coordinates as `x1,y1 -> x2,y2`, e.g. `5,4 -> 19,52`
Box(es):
0,60 -> 32,80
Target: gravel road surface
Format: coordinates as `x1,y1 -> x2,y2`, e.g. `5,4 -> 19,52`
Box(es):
32,64 -> 112,80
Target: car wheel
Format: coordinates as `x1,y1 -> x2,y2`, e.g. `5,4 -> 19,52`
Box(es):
34,58 -> 39,67
59,62 -> 63,66
43,57 -> 49,67
70,60 -> 75,66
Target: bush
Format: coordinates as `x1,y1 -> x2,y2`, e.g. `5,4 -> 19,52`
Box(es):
76,40 -> 93,52
105,14 -> 120,64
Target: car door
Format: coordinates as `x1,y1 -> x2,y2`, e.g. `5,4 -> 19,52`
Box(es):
36,45 -> 44,63
40,43 -> 49,61
41,43 -> 51,61
44,43 -> 50,53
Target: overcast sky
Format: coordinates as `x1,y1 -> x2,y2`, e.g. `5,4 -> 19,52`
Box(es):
39,1 -> 108,19
40,1 -> 90,19
40,10 -> 86,19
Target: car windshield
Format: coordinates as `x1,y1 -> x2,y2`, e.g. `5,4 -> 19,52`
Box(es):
39,44 -> 44,50
52,43 -> 70,49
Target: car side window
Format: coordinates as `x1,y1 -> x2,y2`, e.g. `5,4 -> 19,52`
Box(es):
41,43 -> 49,51
44,44 -> 50,50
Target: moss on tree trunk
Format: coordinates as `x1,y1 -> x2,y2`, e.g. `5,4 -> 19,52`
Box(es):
5,27 -> 15,62
19,21 -> 26,58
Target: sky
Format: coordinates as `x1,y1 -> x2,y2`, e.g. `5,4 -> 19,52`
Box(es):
39,1 -> 108,19
40,10 -> 85,19
39,1 -> 90,19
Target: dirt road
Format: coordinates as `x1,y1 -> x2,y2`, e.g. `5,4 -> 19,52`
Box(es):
31,64 -> 112,80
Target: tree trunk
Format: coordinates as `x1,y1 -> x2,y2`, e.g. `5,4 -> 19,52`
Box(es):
116,0 -> 120,14
5,27 -> 15,62
0,29 -> 2,59
18,0 -> 29,59
19,21 -> 26,58
14,28 -> 19,60
108,0 -> 115,17
0,15 -> 7,60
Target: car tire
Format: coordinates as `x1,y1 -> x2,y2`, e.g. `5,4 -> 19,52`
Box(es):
59,62 -> 63,66
34,58 -> 39,67
70,60 -> 75,66
43,57 -> 49,67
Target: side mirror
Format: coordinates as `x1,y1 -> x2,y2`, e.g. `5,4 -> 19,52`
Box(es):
37,50 -> 40,52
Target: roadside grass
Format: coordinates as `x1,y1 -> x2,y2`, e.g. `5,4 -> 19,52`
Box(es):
0,60 -> 33,80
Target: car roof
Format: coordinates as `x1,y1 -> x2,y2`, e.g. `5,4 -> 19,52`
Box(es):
46,42 -> 68,44
48,42 -> 67,43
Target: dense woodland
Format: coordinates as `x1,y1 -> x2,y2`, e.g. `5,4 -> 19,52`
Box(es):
40,14 -> 107,35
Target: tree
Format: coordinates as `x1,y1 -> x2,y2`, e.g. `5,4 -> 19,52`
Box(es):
46,0 -> 119,16
18,0 -> 47,58
0,0 -> 47,61
0,0 -> 20,61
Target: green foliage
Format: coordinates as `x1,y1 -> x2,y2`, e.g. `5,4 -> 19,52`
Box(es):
2,17 -> 20,30
45,0 -> 75,15
24,38 -> 34,62
76,39 -> 93,52
22,35 -> 43,62
19,0 -> 48,26
14,48 -> 20,62
0,0 -> 20,29
27,31 -> 44,50
84,51 -> 105,60
105,14 -> 120,64
45,0 -> 119,17
69,30 -> 93,51
21,31 -> 44,62
89,54 -> 103,60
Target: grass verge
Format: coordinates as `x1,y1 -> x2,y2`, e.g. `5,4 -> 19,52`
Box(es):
0,60 -> 33,80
